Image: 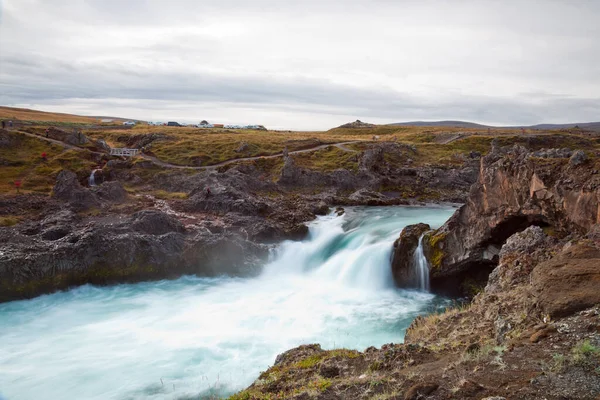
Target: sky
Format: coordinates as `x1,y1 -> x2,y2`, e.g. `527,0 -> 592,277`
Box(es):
0,0 -> 599,130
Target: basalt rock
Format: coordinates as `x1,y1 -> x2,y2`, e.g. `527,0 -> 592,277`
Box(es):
92,181 -> 127,203
46,127 -> 90,146
0,209 -> 268,302
422,145 -> 600,295
52,170 -> 100,211
391,223 -> 431,287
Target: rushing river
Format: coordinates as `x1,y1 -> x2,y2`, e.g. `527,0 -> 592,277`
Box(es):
0,206 -> 456,400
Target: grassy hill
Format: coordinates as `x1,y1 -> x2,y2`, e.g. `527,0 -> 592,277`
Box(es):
0,106 -> 134,125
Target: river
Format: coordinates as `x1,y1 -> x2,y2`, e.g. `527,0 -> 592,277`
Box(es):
0,206 -> 456,400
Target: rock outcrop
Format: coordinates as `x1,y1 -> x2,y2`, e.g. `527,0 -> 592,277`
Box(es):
46,127 -> 90,146
391,223 -> 431,287
338,119 -> 376,129
0,208 -> 268,302
52,170 -> 100,211
532,243 -> 600,318
422,145 -> 600,294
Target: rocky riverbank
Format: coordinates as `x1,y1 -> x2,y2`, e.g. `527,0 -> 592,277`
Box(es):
0,127 -> 479,302
232,144 -> 600,399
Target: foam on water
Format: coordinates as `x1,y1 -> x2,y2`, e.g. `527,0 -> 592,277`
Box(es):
0,206 -> 455,400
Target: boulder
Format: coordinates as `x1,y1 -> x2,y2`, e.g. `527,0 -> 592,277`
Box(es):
92,181 -> 128,203
532,244 -> 600,318
313,201 -> 330,216
391,223 -> 431,287
52,170 -> 100,211
569,150 -> 587,167
499,225 -> 546,259
46,127 -> 90,146
347,189 -> 387,205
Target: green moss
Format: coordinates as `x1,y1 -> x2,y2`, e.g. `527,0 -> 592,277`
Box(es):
308,377 -> 332,392
426,231 -> 447,270
152,190 -> 188,200
0,216 -> 20,227
295,354 -> 324,369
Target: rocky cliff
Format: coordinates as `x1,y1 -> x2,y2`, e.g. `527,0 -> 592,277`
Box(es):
419,145 -> 599,294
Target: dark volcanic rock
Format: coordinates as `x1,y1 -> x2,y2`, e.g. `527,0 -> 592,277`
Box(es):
391,223 -> 431,287
92,181 -> 127,203
423,145 -> 600,294
52,170 -> 100,211
46,127 -> 90,146
0,209 -> 268,302
131,210 -> 185,235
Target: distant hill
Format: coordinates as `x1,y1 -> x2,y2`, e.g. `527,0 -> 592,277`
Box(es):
338,119 -> 376,129
389,120 -> 489,129
0,106 -> 141,124
389,120 -> 600,131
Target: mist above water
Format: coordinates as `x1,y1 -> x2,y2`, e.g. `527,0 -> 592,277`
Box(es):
0,206 -> 455,400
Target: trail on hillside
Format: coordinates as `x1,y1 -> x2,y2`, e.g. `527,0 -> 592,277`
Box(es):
15,129 -> 363,170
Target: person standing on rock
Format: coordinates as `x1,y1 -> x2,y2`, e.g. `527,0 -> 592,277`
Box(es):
1,120 -> 5,129
205,187 -> 211,198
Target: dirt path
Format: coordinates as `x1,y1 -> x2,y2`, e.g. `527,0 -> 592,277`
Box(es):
140,141 -> 364,170
16,129 -> 91,153
434,132 -> 472,144
15,130 -> 363,170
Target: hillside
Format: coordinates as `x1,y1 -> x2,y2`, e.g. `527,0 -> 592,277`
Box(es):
390,120 -> 600,131
0,106 -> 133,124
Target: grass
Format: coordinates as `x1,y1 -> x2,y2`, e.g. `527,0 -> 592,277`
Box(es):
572,339 -> 600,367
0,106 -> 102,124
152,190 -> 188,200
0,216 -> 20,227
293,145 -> 358,172
0,131 -> 97,194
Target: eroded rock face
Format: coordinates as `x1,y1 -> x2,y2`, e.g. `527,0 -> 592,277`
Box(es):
424,145 -> 600,294
92,181 -> 127,203
52,170 -> 100,211
532,244 -> 600,318
46,127 -> 90,146
0,209 -> 268,302
391,223 -> 431,287
131,209 -> 185,235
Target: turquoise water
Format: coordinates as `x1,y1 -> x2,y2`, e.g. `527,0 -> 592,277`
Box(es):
0,206 -> 455,400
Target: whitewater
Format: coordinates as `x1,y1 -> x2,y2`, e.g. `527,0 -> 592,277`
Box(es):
0,206 -> 455,400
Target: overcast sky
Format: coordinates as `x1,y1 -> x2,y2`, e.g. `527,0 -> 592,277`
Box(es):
1,0 -> 599,130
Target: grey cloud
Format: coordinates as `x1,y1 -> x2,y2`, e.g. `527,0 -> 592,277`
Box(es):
1,0 -> 599,129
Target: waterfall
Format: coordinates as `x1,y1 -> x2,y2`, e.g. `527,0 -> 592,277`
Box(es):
263,212 -> 396,290
0,205 -> 456,400
88,169 -> 100,187
413,234 -> 430,291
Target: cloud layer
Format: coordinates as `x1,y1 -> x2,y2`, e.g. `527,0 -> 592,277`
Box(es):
1,0 -> 599,129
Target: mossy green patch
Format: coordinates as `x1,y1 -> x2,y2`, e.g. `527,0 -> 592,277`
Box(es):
0,216 -> 20,227
426,231 -> 447,270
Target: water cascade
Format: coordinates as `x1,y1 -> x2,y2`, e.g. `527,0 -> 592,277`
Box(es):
0,206 -> 455,400
413,234 -> 430,291
88,169 -> 100,186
